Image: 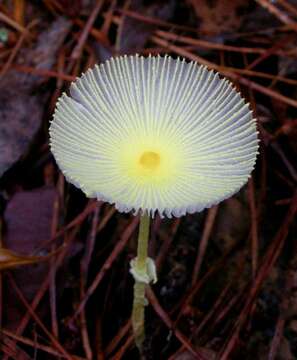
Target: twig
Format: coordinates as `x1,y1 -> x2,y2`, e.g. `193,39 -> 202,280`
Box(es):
12,64 -> 76,81
36,200 -> 98,250
80,203 -> 101,360
70,0 -> 105,62
1,329 -> 86,360
270,142 -> 297,182
97,206 -> 116,233
7,273 -> 74,360
146,286 -> 206,360
246,34 -> 294,70
2,231 -> 76,360
248,178 -> 258,278
0,20 -> 36,77
13,0 -> 25,26
277,0 -> 297,18
0,11 -> 28,34
156,30 -> 268,54
0,33 -> 25,77
116,8 -> 198,33
74,18 -> 110,48
1,336 -> 31,359
254,0 -> 297,32
218,67 -> 297,86
2,200 -> 102,360
72,216 -> 139,319
95,314 -> 105,360
260,125 -> 297,183
192,205 -> 219,285
178,282 -> 232,359
172,255 -> 248,359
101,0 -> 117,36
197,284 -> 232,335
49,174 -> 63,338
268,316 -> 285,360
81,204 -> 101,277
275,198 -> 293,206
219,190 -> 297,359
151,35 -> 297,109
210,287 -> 245,333
155,218 -> 180,270
105,320 -> 131,356
173,247 -> 235,326
109,334 -> 134,359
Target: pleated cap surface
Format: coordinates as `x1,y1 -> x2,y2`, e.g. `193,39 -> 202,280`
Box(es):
49,55 -> 259,217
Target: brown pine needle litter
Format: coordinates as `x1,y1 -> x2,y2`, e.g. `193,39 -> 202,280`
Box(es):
1,1 -> 297,359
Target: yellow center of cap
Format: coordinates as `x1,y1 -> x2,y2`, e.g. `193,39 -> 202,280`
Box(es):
139,151 -> 160,170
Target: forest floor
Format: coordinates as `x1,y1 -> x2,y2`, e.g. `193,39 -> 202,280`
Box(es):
0,0 -> 297,359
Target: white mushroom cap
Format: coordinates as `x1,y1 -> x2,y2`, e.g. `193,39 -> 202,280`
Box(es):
49,55 -> 259,217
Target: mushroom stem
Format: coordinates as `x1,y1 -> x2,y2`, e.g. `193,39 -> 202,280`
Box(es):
136,213 -> 150,269
130,213 -> 157,353
132,281 -> 146,352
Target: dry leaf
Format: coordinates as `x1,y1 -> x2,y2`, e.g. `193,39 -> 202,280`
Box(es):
0,17 -> 71,177
116,0 -> 175,53
0,248 -> 46,270
187,0 -> 248,34
0,247 -> 61,271
3,186 -> 58,329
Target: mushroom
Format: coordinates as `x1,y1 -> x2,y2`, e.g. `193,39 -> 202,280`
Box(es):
49,54 -> 259,352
